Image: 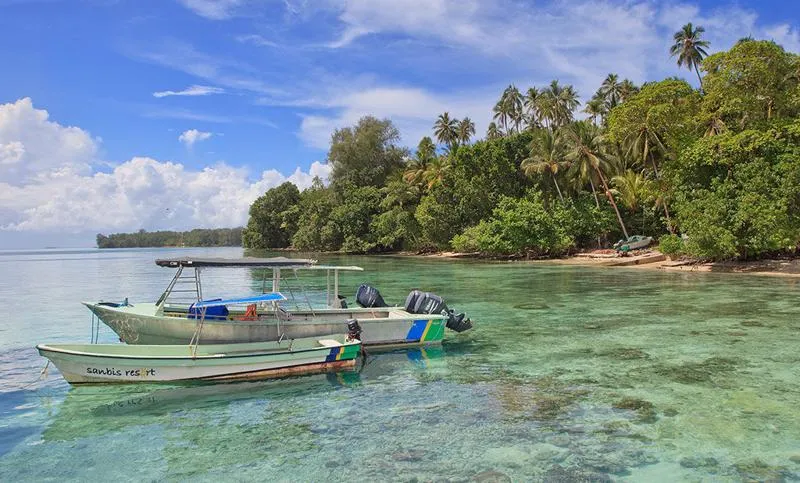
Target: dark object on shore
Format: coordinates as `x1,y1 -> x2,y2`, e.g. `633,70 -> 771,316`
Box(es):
356,285 -> 473,333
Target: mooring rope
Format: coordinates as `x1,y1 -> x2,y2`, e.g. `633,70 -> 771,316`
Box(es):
4,361 -> 51,391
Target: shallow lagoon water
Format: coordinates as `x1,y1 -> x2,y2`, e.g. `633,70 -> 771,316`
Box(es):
0,247 -> 799,481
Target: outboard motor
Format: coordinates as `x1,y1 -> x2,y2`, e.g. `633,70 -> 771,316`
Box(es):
356,284 -> 388,308
346,319 -> 363,342
404,290 -> 473,333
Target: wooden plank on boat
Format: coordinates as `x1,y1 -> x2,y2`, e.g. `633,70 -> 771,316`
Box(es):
200,360 -> 356,381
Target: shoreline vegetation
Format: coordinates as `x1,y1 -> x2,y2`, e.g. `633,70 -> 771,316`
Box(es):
101,29 -> 800,278
96,228 -> 243,249
240,31 -> 800,265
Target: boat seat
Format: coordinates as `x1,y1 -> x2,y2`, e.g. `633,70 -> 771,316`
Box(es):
318,339 -> 341,347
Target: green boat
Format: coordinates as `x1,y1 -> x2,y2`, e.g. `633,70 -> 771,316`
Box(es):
84,257 -> 472,348
38,294 -> 363,385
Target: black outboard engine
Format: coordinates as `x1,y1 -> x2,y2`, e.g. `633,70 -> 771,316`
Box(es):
404,290 -> 473,333
356,284 -> 388,308
346,319 -> 363,341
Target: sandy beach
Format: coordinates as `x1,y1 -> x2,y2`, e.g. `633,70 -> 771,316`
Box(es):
417,250 -> 800,278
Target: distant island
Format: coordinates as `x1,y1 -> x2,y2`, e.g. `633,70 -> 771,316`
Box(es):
96,228 -> 243,248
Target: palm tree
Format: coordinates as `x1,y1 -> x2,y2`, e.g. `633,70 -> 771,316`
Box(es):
619,79 -> 639,103
558,84 -> 581,125
624,113 -> 667,179
536,89 -> 557,129
492,100 -> 510,134
457,117 -> 476,145
542,80 -> 580,128
486,122 -> 503,140
599,73 -> 622,108
404,136 -> 436,186
494,85 -> 524,134
524,87 -> 541,129
583,98 -> 606,126
670,23 -> 710,90
505,85 -> 524,133
622,114 -> 675,232
564,121 -> 629,239
612,170 -> 653,214
422,156 -> 450,190
433,112 -> 458,149
521,130 -> 567,202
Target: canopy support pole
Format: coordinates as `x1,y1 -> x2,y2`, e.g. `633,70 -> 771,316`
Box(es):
326,269 -> 331,308
334,269 -> 339,307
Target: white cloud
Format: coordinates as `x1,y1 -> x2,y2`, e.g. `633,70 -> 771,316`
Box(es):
131,40 -> 286,97
1,158 -> 330,232
0,141 -> 25,165
153,85 -> 225,98
295,86 -> 498,149
177,0 -> 244,20
0,98 -> 331,234
179,129 -> 213,147
0,98 -> 97,184
235,34 -> 279,48
763,24 -> 800,53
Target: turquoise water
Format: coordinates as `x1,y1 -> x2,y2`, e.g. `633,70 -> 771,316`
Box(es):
0,247 -> 798,481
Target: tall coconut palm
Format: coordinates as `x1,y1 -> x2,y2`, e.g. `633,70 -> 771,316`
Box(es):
558,84 -> 581,125
433,112 -> 458,149
457,117 -> 475,145
524,87 -> 542,129
492,100 -> 510,134
494,85 -> 524,134
599,73 -> 622,108
670,23 -> 710,90
486,122 -> 503,140
619,79 -> 639,103
521,130 -> 567,202
404,136 -> 436,187
536,90 -> 557,129
422,156 -> 450,190
583,98 -> 606,126
505,85 -> 524,133
624,113 -> 667,179
542,80 -> 580,128
564,121 -> 629,238
622,114 -> 674,232
612,170 -> 653,214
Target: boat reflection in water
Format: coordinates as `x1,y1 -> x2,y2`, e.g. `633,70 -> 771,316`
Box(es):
42,370 -> 360,443
42,347 -> 446,444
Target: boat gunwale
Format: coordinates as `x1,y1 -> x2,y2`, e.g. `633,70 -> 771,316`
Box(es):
36,339 -> 360,361
84,301 -> 448,322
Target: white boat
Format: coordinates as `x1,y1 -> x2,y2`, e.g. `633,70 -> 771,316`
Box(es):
613,235 -> 653,253
38,295 -> 363,385
84,257 -> 472,348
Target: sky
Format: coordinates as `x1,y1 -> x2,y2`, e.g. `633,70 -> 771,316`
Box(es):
0,0 -> 798,248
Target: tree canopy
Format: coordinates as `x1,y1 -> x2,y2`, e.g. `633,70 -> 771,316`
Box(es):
242,35 -> 800,261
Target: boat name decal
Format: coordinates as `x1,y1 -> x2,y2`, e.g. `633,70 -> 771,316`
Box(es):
86,367 -> 156,377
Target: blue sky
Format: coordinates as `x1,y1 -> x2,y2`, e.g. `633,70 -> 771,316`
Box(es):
0,0 -> 798,248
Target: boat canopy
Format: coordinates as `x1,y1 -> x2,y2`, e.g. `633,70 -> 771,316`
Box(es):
154,257 -> 364,310
193,293 -> 286,308
155,257 -> 316,268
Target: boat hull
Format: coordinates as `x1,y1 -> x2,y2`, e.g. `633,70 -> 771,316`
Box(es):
37,339 -> 360,384
86,303 -> 447,347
